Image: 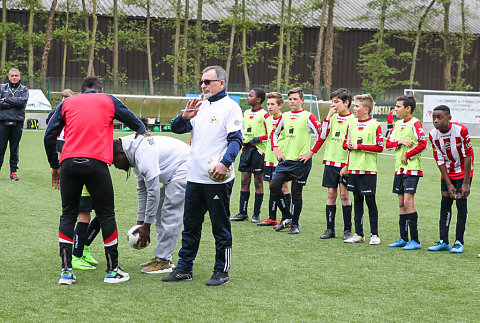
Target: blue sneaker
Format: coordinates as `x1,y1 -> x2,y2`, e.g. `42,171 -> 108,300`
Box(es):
402,240 -> 421,250
58,269 -> 76,285
387,238 -> 407,248
450,240 -> 464,253
427,240 -> 450,251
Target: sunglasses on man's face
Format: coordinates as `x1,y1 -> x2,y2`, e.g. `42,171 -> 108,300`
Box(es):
199,79 -> 221,86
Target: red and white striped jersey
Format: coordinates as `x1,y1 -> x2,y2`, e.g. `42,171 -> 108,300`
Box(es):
429,122 -> 474,180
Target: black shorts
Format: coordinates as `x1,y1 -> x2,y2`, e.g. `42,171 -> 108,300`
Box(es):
263,165 -> 276,182
79,195 -> 93,213
238,144 -> 264,173
392,174 -> 420,194
387,124 -> 393,130
272,159 -> 312,185
322,165 -> 348,188
347,174 -> 377,196
441,177 -> 473,192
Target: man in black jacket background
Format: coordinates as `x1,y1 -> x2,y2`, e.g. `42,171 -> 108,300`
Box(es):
0,68 -> 28,181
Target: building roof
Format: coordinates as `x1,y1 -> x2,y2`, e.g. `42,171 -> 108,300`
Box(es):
11,0 -> 480,34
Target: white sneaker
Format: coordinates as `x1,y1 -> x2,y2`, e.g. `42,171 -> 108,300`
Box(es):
344,233 -> 364,244
104,266 -> 130,283
369,234 -> 381,245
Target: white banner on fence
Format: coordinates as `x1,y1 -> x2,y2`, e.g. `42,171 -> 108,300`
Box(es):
26,89 -> 51,111
423,95 -> 480,124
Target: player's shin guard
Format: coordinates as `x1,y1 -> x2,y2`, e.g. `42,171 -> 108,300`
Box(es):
455,198 -> 468,244
254,193 -> 263,216
407,212 -> 419,243
73,222 -> 88,258
342,204 -> 352,232
399,214 -> 409,241
365,195 -> 379,236
291,199 -> 303,226
268,193 -> 277,220
353,193 -> 364,236
326,205 -> 336,230
440,196 -> 453,243
239,191 -> 250,215
284,193 -> 292,213
86,217 -> 100,246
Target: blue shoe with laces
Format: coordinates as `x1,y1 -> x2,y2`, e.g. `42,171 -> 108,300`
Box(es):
387,238 -> 407,248
402,240 -> 421,250
450,240 -> 464,253
427,240 -> 450,251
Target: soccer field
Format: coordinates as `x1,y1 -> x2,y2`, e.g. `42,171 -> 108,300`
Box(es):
1,130 -> 479,322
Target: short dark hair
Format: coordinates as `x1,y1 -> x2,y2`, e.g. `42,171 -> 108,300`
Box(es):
251,88 -> 266,104
397,95 -> 416,113
82,76 -> 103,93
330,88 -> 352,107
113,138 -> 123,156
433,105 -> 451,115
288,87 -> 304,99
390,106 -> 395,111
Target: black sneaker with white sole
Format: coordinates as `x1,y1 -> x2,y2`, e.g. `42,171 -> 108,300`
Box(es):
230,213 -> 248,221
162,268 -> 193,282
274,218 -> 292,231
288,225 -> 300,234
251,214 -> 260,223
205,270 -> 229,286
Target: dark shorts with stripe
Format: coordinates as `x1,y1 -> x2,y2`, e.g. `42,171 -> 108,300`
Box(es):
392,174 -> 420,194
441,176 -> 473,192
347,174 -> 377,196
322,165 -> 348,188
272,159 -> 312,186
263,165 -> 276,182
238,144 -> 264,173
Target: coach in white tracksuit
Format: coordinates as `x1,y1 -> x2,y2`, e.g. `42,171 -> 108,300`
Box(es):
113,134 -> 189,273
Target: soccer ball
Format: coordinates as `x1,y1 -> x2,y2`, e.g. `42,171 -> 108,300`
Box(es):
206,155 -> 233,182
126,224 -> 149,249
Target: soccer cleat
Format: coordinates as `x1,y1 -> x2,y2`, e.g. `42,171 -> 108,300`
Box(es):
140,257 -> 158,268
257,218 -> 278,226
58,269 -> 76,285
9,172 -> 19,181
369,234 -> 381,245
388,238 -> 407,248
274,218 -> 292,231
288,225 -> 300,234
344,233 -> 364,244
427,240 -> 450,252
450,240 -> 464,253
104,267 -> 130,283
205,270 -> 229,286
230,213 -> 248,221
141,260 -> 174,274
343,230 -> 353,240
82,245 -> 98,265
320,229 -> 335,239
162,268 -> 193,282
72,255 -> 96,270
402,240 -> 421,250
251,214 -> 260,223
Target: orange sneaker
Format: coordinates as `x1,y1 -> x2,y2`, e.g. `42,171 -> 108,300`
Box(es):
257,218 -> 278,226
9,172 -> 19,181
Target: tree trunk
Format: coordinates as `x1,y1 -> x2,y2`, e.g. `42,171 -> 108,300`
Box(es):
323,0 -> 335,97
87,0 -> 97,76
455,0 -> 465,84
313,0 -> 328,99
442,0 -> 452,89
409,0 -> 436,89
371,0 -> 387,92
283,0 -> 292,89
1,0 -> 7,71
113,0 -> 119,91
40,0 -> 57,91
173,0 -> 182,95
181,0 -> 189,93
225,0 -> 238,91
82,0 -> 89,34
276,0 -> 285,92
28,5 -> 34,88
61,1 -> 70,90
194,0 -> 203,79
241,0 -> 249,89
146,0 -> 154,95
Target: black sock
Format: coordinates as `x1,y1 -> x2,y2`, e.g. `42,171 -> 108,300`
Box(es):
60,243 -> 73,269
239,191 -> 250,215
254,193 -> 263,216
86,217 -> 100,246
342,204 -> 352,232
268,192 -> 277,220
284,193 -> 292,213
353,193 -> 364,237
455,198 -> 468,245
277,194 -> 291,220
407,212 -> 419,243
440,196 -> 453,244
291,198 -> 302,226
326,205 -> 336,230
365,195 -> 378,236
73,222 -> 88,258
399,214 -> 408,241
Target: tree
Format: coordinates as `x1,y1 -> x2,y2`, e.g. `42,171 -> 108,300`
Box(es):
440,0 -> 453,90
276,0 -> 285,92
173,0 -> 182,95
241,0 -> 250,88
225,0 -> 238,90
113,0 -> 119,91
313,0 -> 328,99
27,0 -> 36,88
283,0 -> 292,88
322,0 -> 335,96
86,0 -> 98,76
193,0 -> 203,79
181,0 -> 189,92
60,0 -> 71,90
40,0 -> 57,91
1,0 -> 7,71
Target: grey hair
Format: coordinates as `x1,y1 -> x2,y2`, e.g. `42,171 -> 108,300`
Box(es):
202,66 -> 228,83
8,68 -> 20,75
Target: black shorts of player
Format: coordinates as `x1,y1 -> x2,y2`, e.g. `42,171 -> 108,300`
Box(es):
387,124 -> 393,130
79,195 -> 93,213
392,174 -> 420,194
441,176 -> 473,193
347,174 -> 377,196
238,144 -> 265,173
263,165 -> 276,182
272,159 -> 312,185
322,165 -> 348,188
